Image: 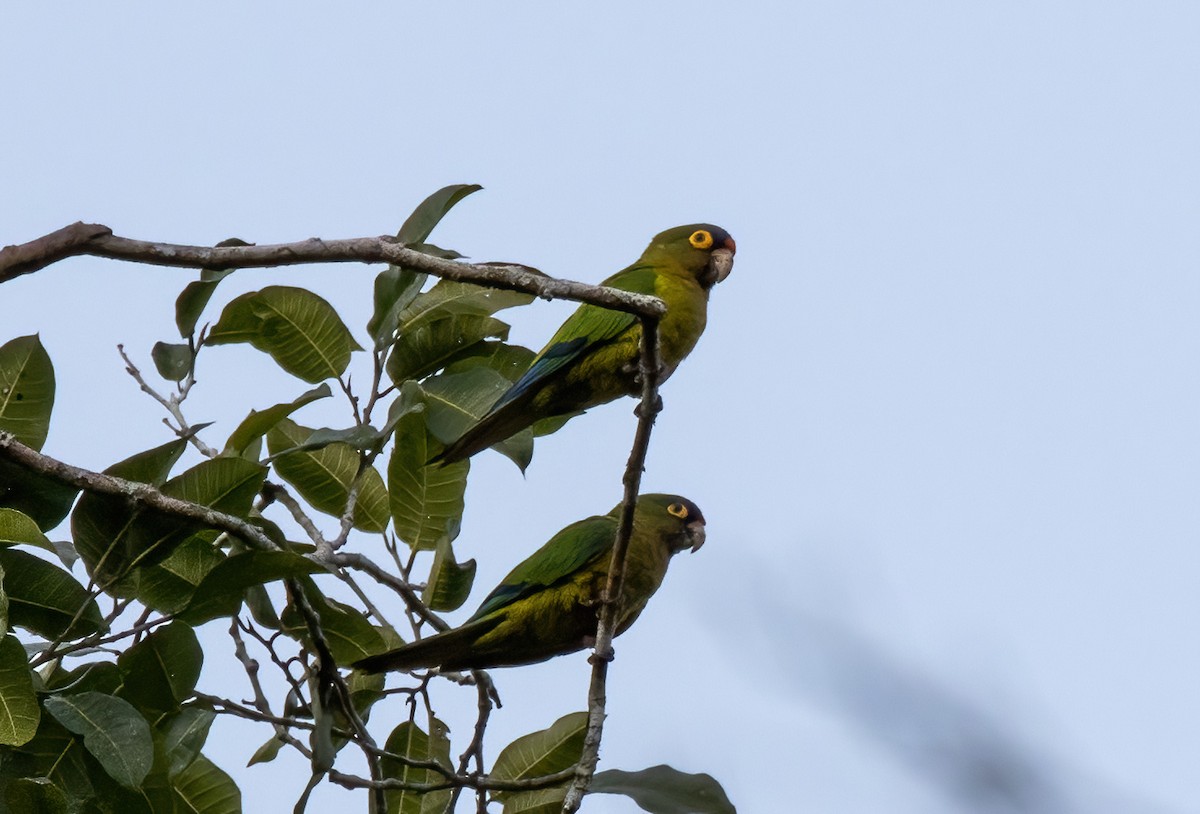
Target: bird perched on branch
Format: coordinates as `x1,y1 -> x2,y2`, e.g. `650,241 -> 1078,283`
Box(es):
434,224 -> 735,464
352,493 -> 706,672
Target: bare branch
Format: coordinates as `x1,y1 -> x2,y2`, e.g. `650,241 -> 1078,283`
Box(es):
562,317 -> 662,813
0,225 -> 666,319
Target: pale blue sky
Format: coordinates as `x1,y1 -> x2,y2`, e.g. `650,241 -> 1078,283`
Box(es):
3,3 -> 1198,812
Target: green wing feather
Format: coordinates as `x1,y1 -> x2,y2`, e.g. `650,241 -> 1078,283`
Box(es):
468,514 -> 616,621
488,266 -> 656,411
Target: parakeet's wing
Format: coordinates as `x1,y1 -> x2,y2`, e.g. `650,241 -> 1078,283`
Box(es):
488,266 -> 657,412
467,515 -> 617,622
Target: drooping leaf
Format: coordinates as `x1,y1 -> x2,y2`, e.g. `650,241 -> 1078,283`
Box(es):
172,754 -> 241,814
222,383 -> 332,457
421,368 -> 533,471
180,550 -> 324,625
116,621 -> 202,713
0,548 -> 105,639
161,706 -> 216,778
43,692 -> 153,788
0,507 -> 56,554
368,266 -> 428,349
150,341 -> 193,382
491,712 -> 587,809
381,717 -> 452,814
589,766 -> 737,814
71,439 -> 188,592
388,410 -> 467,551
175,241 -> 245,338
206,286 -> 362,383
0,334 -> 55,450
0,633 -> 39,746
135,534 -> 227,615
267,418 -> 390,532
423,539 -> 476,612
385,314 -> 510,384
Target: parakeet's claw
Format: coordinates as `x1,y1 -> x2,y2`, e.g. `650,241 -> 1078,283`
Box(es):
634,394 -> 664,418
587,643 -> 615,664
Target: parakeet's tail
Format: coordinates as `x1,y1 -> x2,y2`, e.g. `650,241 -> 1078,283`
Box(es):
351,616 -> 505,673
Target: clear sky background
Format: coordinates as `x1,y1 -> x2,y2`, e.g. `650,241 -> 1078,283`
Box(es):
3,3 -> 1198,812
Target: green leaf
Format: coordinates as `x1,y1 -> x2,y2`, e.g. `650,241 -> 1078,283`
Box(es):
206,286 -> 362,383
267,418 -> 389,532
442,340 -> 535,381
0,334 -> 55,450
385,314 -> 510,384
180,550 -> 324,625
71,439 -> 188,592
135,534 -> 227,615
398,279 -> 534,332
500,787 -> 574,814
423,539 -> 476,612
381,717 -> 452,814
43,692 -> 153,788
222,383 -> 332,456
0,548 -> 105,639
0,457 -> 80,532
589,766 -> 737,814
247,734 -> 285,766
281,579 -> 384,665
368,265 -> 428,348
3,715 -> 97,802
161,707 -> 215,777
116,622 -> 202,713
396,183 -> 482,245
173,754 -> 241,814
0,633 -> 39,746
0,507 -> 56,554
491,711 -> 587,806
388,410 -> 467,551
421,368 -> 532,471
150,342 -> 193,382
4,777 -> 71,814
86,456 -> 264,589
175,241 -> 244,338
43,660 -> 122,695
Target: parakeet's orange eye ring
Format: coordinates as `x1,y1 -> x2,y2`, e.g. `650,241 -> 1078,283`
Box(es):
667,503 -> 689,519
688,230 -> 713,250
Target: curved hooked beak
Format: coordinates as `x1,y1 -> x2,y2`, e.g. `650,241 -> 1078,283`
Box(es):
685,519 -> 706,552
708,247 -> 735,286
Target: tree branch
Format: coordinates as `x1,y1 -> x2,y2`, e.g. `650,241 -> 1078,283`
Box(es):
561,317 -> 663,813
0,431 -> 279,552
0,224 -> 667,319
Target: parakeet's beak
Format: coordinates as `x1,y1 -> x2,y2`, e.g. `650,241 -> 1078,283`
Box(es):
708,247 -> 735,285
686,519 -> 706,552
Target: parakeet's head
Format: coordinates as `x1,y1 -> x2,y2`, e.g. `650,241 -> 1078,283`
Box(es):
643,224 -> 736,290
619,493 -> 707,553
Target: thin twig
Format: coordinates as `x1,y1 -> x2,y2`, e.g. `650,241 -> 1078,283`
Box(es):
561,317 -> 663,813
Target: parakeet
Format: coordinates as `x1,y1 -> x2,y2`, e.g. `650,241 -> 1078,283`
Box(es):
352,493 -> 706,672
435,224 -> 735,463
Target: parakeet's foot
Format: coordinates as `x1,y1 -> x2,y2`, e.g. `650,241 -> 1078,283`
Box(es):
634,394 -> 664,417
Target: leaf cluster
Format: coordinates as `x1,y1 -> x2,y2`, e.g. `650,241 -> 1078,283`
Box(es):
0,187 -> 733,813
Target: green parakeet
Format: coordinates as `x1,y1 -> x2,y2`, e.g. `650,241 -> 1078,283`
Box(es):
435,224 -> 735,463
352,493 -> 706,672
